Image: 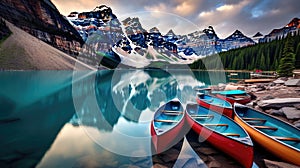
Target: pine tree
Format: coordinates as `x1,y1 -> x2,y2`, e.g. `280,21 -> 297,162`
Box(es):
277,34 -> 296,76
295,43 -> 300,68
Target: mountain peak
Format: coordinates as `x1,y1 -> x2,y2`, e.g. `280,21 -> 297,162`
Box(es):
149,27 -> 160,33
253,32 -> 263,38
166,29 -> 176,36
286,17 -> 300,28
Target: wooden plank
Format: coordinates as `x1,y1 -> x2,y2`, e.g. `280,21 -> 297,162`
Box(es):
194,88 -> 212,91
163,112 -> 183,115
253,125 -> 278,130
193,116 -> 214,120
245,78 -> 274,83
272,136 -> 300,142
161,110 -> 183,113
154,119 -> 178,123
242,117 -> 267,122
190,114 -> 214,118
203,124 -> 228,127
223,133 -> 240,137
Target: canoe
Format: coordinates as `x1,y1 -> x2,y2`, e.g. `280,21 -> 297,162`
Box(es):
212,90 -> 251,105
151,99 -> 186,154
196,93 -> 233,118
233,103 -> 300,166
186,104 -> 254,168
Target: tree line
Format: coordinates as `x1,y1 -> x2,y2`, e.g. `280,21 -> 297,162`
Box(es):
189,31 -> 300,74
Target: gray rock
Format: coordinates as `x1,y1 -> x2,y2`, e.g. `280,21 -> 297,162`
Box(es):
264,159 -> 299,168
284,79 -> 300,87
261,95 -> 274,100
278,77 -> 288,81
293,104 -> 300,110
152,163 -> 168,168
294,122 -> 300,129
269,109 -> 284,116
258,98 -> 300,109
197,147 -> 218,155
281,107 -> 300,119
160,149 -> 180,163
207,160 -> 221,168
273,79 -> 285,84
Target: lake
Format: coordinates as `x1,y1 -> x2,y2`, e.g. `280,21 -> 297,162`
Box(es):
0,70 -> 250,167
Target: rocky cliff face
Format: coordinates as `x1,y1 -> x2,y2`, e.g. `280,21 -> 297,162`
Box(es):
0,0 -> 83,56
0,17 -> 11,40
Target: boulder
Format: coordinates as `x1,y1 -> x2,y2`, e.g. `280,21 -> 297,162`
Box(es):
269,109 -> 284,116
196,147 -> 218,155
281,107 -> 300,119
224,84 -> 245,91
257,98 -> 300,109
273,79 -> 285,84
293,104 -> 300,110
261,95 -> 274,100
264,159 -> 299,168
284,79 -> 300,87
294,122 -> 300,129
207,160 -> 221,168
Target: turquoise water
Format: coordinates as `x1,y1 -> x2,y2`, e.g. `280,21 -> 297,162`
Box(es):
0,70 -> 247,167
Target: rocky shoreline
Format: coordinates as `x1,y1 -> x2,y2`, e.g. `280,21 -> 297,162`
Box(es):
152,78 -> 300,168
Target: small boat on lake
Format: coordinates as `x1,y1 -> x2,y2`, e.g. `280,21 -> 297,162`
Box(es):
234,103 -> 300,166
186,104 -> 254,168
151,99 -> 186,154
196,93 -> 233,118
212,90 -> 251,105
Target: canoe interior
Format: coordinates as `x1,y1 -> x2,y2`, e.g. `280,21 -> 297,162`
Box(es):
235,105 -> 300,150
186,104 -> 249,140
212,90 -> 246,95
154,100 -> 184,135
198,94 -> 232,109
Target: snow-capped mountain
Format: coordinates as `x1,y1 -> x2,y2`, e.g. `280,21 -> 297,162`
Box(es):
66,5 -> 257,68
260,18 -> 300,42
221,30 -> 255,51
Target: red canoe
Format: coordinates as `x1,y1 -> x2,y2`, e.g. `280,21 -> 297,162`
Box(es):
151,99 -> 188,154
186,103 -> 254,168
196,93 -> 233,118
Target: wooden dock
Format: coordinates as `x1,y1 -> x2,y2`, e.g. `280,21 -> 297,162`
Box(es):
244,78 -> 274,83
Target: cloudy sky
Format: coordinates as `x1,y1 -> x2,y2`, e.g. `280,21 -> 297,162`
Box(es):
52,0 -> 300,38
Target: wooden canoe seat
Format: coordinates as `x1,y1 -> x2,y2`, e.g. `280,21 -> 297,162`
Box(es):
203,124 -> 228,127
191,114 -> 214,118
223,133 -> 240,137
271,136 -> 300,142
253,125 -> 278,131
242,117 -> 266,122
154,119 -> 178,123
163,112 -> 183,116
191,115 -> 214,120
161,110 -> 183,113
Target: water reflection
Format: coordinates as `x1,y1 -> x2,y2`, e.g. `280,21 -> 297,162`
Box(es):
0,70 -> 238,167
72,69 -> 224,157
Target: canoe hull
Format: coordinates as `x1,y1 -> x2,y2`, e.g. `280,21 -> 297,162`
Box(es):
234,104 -> 300,166
196,98 -> 233,118
151,118 -> 186,154
151,99 -> 187,154
186,104 -> 253,168
234,116 -> 300,166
